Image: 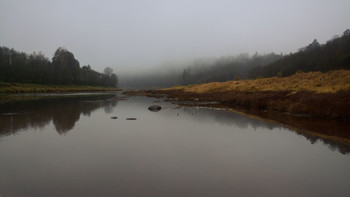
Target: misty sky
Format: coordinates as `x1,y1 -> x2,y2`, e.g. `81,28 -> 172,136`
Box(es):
1,0 -> 350,73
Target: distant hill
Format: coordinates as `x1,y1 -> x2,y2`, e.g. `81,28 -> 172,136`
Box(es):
248,29 -> 350,78
178,29 -> 350,86
180,53 -> 283,85
104,29 -> 350,89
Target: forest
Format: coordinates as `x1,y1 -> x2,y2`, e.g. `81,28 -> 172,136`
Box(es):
0,47 -> 118,87
248,29 -> 350,78
182,29 -> 350,85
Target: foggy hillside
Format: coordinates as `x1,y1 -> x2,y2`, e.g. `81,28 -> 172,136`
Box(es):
119,53 -> 282,89
119,29 -> 350,89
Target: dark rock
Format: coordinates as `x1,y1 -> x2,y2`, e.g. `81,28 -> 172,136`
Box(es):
148,105 -> 162,112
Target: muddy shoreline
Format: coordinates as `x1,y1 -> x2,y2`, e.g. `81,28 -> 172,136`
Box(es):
124,89 -> 350,148
126,89 -> 350,120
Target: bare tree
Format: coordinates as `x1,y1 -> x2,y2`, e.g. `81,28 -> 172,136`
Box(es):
104,67 -> 113,76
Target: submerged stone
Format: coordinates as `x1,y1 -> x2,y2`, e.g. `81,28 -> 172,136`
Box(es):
148,105 -> 162,112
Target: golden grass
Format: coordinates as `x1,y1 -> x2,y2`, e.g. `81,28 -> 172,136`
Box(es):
0,82 -> 119,93
164,70 -> 350,94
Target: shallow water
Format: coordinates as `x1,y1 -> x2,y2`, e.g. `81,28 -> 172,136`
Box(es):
0,93 -> 350,197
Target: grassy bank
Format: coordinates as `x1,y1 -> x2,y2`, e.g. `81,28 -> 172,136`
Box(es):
165,70 -> 350,94
125,70 -> 350,148
0,82 -> 119,93
138,70 -> 350,120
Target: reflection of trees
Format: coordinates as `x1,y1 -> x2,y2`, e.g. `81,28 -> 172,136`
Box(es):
0,94 -> 118,135
104,103 -> 115,114
295,130 -> 350,155
52,101 -> 81,134
182,108 -> 350,154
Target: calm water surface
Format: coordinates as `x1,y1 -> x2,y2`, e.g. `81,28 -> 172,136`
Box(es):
0,93 -> 350,197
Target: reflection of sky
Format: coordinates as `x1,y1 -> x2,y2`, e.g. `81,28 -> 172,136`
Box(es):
0,96 -> 350,196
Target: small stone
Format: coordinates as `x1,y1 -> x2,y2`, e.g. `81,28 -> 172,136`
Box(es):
148,105 -> 162,112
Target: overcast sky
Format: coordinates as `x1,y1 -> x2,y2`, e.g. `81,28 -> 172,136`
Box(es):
1,0 -> 349,73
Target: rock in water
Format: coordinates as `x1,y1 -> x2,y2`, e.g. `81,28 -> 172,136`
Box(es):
148,105 -> 162,112
126,118 -> 137,120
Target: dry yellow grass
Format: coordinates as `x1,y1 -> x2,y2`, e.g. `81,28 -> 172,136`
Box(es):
164,70 -> 350,94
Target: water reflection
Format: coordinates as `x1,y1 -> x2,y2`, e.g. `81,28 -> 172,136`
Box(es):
0,94 -> 118,135
181,107 -> 350,154
1,94 -> 349,155
0,95 -> 350,197
182,108 -> 280,129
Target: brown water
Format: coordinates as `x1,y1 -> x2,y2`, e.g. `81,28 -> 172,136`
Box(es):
0,93 -> 350,197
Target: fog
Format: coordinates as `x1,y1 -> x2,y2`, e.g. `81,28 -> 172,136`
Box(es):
119,58 -> 215,89
119,52 -> 283,88
1,0 -> 349,72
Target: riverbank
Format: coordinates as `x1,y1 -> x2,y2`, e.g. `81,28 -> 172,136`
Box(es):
126,70 -> 350,120
0,82 -> 119,93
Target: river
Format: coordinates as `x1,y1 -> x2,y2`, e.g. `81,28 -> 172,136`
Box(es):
0,93 -> 349,197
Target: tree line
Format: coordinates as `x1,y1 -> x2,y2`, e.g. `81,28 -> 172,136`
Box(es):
0,47 -> 118,87
180,53 -> 283,85
179,29 -> 350,85
248,29 -> 350,78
